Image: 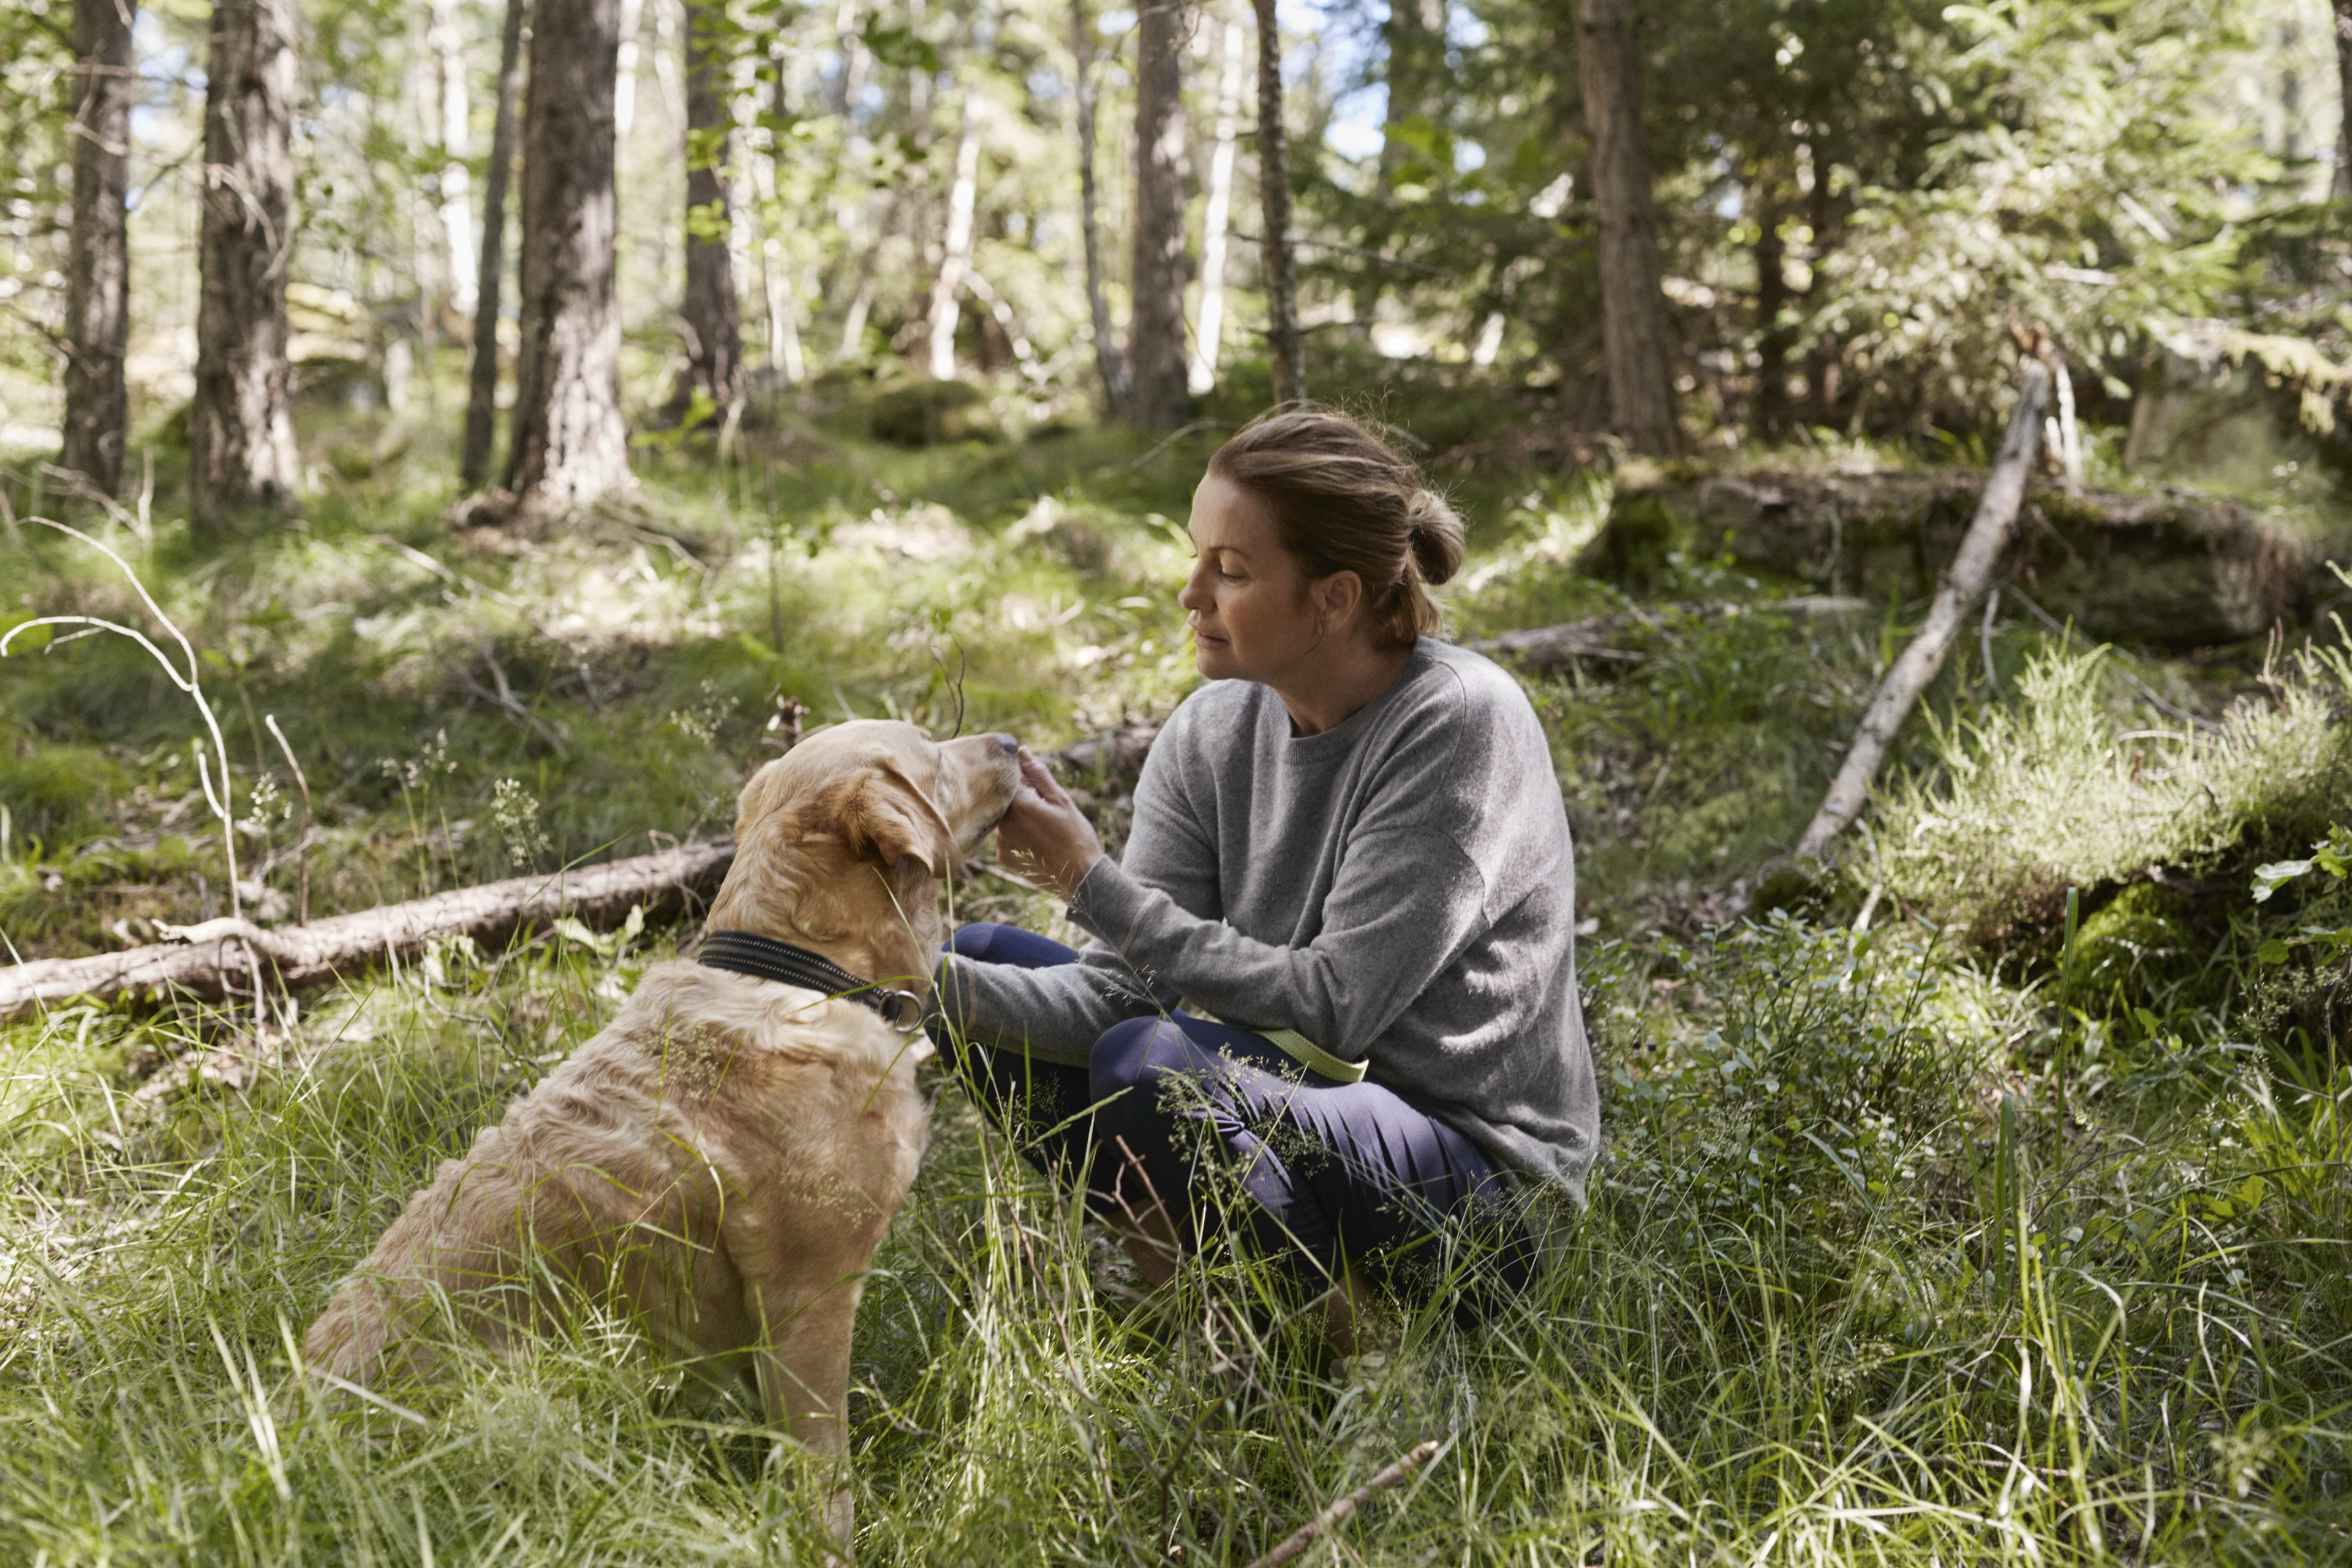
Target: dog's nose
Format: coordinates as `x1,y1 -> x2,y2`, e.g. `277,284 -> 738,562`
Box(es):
994,733 -> 1019,755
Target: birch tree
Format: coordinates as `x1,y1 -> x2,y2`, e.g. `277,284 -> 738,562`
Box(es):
190,0 -> 301,530
925,90 -> 981,380
428,0 -> 478,320
1188,8 -> 1243,397
61,0 -> 134,498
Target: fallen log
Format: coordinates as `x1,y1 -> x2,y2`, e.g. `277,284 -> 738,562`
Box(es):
1795,359 -> 2051,859
1580,456 -> 2331,652
0,840 -> 736,1023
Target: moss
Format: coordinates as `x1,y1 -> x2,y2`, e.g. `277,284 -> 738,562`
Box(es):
858,379 -> 1005,447
2065,883 -> 2196,996
1577,491 -> 1683,592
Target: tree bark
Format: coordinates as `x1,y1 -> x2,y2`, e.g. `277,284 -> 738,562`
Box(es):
190,0 -> 301,532
1753,192 -> 1790,437
2334,0 -> 2352,197
1253,0 -> 1302,406
0,840 -> 737,1025
1574,0 -> 1677,453
428,0 -> 478,321
1188,10 -> 1244,396
1126,0 -> 1193,430
61,0 -> 134,499
1793,360 -> 2050,860
462,0 -> 530,489
756,48 -> 805,384
505,0 -> 633,514
671,0 -> 742,421
925,91 -> 981,381
1071,0 -> 1128,409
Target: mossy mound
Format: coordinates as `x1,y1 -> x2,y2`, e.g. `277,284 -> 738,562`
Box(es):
853,379 -> 1006,447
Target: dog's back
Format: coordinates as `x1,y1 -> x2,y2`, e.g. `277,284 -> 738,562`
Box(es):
303,960 -> 927,1391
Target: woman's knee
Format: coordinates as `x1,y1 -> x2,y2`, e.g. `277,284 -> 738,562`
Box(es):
944,922 -> 1079,970
1089,1016 -> 1173,1105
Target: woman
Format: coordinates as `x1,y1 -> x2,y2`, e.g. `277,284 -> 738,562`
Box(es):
933,409 -> 1598,1335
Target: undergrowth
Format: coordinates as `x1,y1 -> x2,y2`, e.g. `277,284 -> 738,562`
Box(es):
1,418 -> 2348,1561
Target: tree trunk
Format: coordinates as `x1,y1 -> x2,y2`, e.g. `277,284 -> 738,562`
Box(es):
1752,194 -> 1790,437
1794,360 -> 2050,860
757,48 -> 804,384
1253,0 -> 1302,406
60,0 -> 134,499
1071,0 -> 1128,409
190,0 -> 301,532
614,0 -> 644,134
2334,0 -> 2352,197
462,0 -> 529,490
1188,10 -> 1243,396
1574,0 -> 1677,453
429,0 -> 478,321
925,92 -> 981,381
671,0 -> 742,421
1126,0 -> 1193,430
505,0 -> 633,514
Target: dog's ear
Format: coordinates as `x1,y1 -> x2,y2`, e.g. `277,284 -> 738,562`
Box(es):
734,757 -> 799,842
826,759 -> 957,877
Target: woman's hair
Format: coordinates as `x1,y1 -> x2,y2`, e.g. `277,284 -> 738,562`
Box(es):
1206,408 -> 1466,650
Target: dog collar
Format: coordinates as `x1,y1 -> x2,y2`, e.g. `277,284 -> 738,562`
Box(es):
697,929 -> 925,1028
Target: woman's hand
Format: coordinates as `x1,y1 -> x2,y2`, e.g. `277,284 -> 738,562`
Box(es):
994,748 -> 1105,900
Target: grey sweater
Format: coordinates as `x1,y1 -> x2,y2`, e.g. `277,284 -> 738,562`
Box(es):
943,639 -> 1600,1195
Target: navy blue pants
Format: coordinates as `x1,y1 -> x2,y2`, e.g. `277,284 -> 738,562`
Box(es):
937,923 -> 1533,1306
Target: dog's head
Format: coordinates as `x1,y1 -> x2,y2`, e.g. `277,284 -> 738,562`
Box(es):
708,720 -> 1022,977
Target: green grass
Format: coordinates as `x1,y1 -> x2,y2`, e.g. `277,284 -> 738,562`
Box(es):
2,407 -> 2348,1562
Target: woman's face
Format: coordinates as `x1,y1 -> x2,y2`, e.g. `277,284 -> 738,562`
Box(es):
1180,473 -> 1352,683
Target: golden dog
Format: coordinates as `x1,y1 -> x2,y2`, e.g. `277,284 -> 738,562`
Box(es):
304,720 -> 1019,1536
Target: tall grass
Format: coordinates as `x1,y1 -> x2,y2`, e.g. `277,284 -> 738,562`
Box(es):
0,907 -> 2343,1563
4,428 -> 2348,1561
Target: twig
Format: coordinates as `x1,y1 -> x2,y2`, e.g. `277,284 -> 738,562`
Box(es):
1126,420 -> 1237,469
464,645 -> 570,751
1979,586 -> 2000,694
262,714 -> 312,925
1242,1440 -> 1447,1568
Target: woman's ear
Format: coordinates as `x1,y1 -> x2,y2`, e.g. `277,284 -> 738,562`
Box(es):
1314,570 -> 1365,631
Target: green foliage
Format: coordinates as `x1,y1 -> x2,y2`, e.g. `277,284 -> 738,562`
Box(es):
1879,643 -> 2352,941
1826,0 -> 2287,424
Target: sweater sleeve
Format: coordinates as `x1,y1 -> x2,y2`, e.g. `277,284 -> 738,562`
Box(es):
1066,820 -> 1490,1063
1065,680 -> 1516,1062
930,703 -> 1218,1066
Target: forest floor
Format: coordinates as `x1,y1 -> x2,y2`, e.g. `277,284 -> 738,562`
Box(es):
2,377 -> 2350,1562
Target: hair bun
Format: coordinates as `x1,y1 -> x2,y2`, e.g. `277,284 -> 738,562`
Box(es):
1404,489 -> 1466,587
